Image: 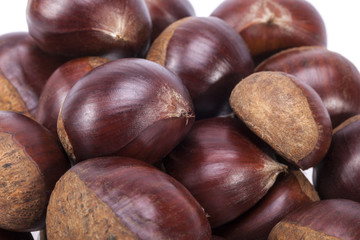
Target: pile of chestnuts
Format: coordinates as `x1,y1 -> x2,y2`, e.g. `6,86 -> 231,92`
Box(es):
0,0 -> 359,239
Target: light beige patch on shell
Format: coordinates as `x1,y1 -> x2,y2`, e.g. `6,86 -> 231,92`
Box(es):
57,107 -> 76,164
146,17 -> 192,66
230,72 -> 319,164
0,71 -> 31,117
0,132 -> 47,231
268,221 -> 340,240
46,170 -> 136,240
292,170 -> 320,201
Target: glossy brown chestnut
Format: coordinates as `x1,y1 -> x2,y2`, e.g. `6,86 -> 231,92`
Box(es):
230,71 -> 332,170
313,114 -> 360,202
36,57 -> 110,137
0,32 -> 69,117
256,46 -> 360,128
214,170 -> 319,240
211,0 -> 327,63
268,199 -> 360,239
0,111 -> 70,231
0,229 -> 33,240
26,0 -> 152,58
164,117 -> 287,228
147,16 -> 254,119
46,156 -> 212,240
144,0 -> 195,42
58,58 -> 194,165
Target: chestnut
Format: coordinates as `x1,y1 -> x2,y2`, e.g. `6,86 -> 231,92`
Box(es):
26,0 -> 152,58
0,229 -> 33,240
211,0 -> 327,64
46,156 -> 212,240
230,71 -> 332,170
144,0 -> 195,42
0,32 -> 69,117
0,111 -> 70,231
313,114 -> 360,202
256,46 -> 360,128
58,58 -> 194,165
36,56 -> 110,137
164,117 -> 287,228
214,170 -> 319,240
147,16 -> 254,119
268,199 -> 360,239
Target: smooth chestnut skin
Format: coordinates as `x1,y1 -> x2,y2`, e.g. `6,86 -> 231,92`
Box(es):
145,0 -> 195,42
230,71 -> 333,170
0,32 -> 69,117
58,58 -> 194,165
269,199 -> 360,239
211,0 -> 327,63
256,46 -> 360,128
164,117 -> 287,228
313,115 -> 360,202
147,16 -> 254,119
0,111 -> 70,232
0,229 -> 33,240
214,170 -> 319,240
27,0 -> 152,58
36,57 -> 109,137
46,156 -> 212,240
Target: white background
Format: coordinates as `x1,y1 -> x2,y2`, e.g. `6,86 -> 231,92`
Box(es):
0,1 -> 358,239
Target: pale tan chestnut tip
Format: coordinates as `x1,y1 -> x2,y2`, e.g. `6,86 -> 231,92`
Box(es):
229,71 -> 331,169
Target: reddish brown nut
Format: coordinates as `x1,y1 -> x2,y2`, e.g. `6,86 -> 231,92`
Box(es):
0,228 -> 33,240
164,117 -> 287,227
147,16 -> 254,119
26,0 -> 152,58
46,156 -> 212,240
256,46 -> 360,128
58,58 -> 194,165
144,0 -> 195,42
230,71 -> 332,170
36,57 -> 109,137
268,199 -> 360,239
211,0 -> 327,64
0,111 -> 70,232
0,32 -> 69,117
313,114 -> 360,202
214,170 -> 319,240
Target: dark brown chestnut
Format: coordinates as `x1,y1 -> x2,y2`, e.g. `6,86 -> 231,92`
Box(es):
230,71 -> 332,170
313,114 -> 360,202
268,199 -> 360,239
36,56 -> 109,137
0,111 -> 70,232
0,32 -> 69,117
46,156 -> 212,240
0,229 -> 33,240
144,0 -> 195,42
147,16 -> 254,119
26,0 -> 152,58
214,170 -> 319,240
164,117 -> 287,228
211,0 -> 327,64
58,58 -> 194,165
256,46 -> 360,128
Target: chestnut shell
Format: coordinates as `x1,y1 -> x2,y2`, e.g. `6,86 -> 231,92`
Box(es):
58,58 -> 194,165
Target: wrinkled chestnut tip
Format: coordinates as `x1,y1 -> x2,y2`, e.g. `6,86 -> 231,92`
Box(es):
211,0 -> 327,63
268,199 -> 360,240
230,71 -> 332,170
46,156 -> 212,240
255,46 -> 360,128
26,0 -> 152,58
57,58 -> 194,165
